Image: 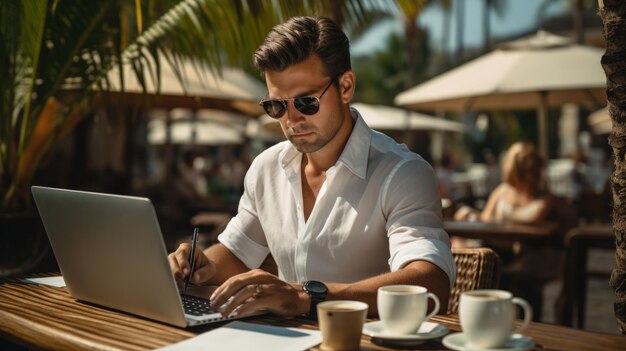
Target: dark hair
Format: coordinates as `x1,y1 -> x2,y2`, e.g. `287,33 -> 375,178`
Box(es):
253,16 -> 351,78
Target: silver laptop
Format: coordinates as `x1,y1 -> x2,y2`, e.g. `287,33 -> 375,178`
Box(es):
31,185 -> 239,327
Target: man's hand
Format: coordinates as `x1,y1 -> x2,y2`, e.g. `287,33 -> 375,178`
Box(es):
168,243 -> 216,288
209,269 -> 310,318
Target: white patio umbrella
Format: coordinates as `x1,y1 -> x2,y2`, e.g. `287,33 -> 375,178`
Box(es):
351,103 -> 466,133
148,108 -> 247,145
106,51 -> 266,116
395,31 -> 607,156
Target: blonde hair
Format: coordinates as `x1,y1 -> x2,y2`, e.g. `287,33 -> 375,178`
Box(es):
502,142 -> 546,194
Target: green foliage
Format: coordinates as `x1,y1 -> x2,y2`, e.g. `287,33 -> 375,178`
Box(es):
353,30 -> 431,105
1,0 -> 127,210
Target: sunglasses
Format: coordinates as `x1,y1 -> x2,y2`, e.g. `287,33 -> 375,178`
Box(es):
260,77 -> 336,119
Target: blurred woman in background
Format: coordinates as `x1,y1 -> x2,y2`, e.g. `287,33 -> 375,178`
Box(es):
454,141 -> 553,223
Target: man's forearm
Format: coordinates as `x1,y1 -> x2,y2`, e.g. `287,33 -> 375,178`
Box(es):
324,260 -> 450,316
203,243 -> 250,285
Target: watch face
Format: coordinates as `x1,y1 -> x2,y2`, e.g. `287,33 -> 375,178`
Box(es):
305,280 -> 327,294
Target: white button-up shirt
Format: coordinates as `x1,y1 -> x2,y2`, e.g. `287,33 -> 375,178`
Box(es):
218,108 -> 456,286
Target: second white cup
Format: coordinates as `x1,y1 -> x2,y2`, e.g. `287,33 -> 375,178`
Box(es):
377,285 -> 440,335
460,289 -> 532,349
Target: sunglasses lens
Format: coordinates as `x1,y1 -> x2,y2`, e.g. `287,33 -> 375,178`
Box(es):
294,97 -> 320,115
262,100 -> 286,118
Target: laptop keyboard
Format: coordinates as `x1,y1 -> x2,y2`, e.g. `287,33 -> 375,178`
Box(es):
181,294 -> 213,316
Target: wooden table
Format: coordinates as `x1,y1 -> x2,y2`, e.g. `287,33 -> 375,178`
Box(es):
0,275 -> 623,351
443,221 -> 559,243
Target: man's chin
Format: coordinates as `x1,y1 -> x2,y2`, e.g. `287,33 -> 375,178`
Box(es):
289,139 -> 322,153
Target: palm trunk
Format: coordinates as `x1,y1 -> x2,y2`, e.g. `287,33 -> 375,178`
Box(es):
455,0 -> 464,64
404,15 -> 420,88
324,0 -> 344,29
598,0 -> 626,334
482,0 -> 491,53
574,0 -> 585,44
441,3 -> 452,69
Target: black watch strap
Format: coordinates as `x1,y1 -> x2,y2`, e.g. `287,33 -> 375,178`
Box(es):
303,280 -> 328,318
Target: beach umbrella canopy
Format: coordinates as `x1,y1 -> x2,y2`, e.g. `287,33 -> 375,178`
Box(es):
106,52 -> 266,116
148,108 -> 248,145
395,31 -> 606,156
351,103 -> 466,133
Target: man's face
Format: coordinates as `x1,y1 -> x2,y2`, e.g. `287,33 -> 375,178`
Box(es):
264,55 -> 350,154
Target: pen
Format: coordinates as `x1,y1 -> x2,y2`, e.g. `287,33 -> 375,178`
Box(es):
183,227 -> 199,293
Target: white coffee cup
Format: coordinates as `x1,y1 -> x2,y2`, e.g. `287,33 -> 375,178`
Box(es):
317,300 -> 368,350
460,289 -> 532,349
377,285 -> 440,335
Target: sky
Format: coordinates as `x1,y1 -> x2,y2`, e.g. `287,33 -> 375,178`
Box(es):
351,0 -> 569,56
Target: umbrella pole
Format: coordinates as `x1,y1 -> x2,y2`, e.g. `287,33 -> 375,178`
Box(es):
538,91 -> 548,157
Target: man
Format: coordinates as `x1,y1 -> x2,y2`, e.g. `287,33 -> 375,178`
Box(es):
169,16 -> 455,319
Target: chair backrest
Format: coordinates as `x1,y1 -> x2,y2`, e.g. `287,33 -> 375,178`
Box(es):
448,247 -> 502,314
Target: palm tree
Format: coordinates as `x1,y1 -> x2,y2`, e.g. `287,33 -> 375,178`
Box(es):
353,32 -> 430,105
598,0 -> 626,334
482,0 -> 507,53
397,1 -> 426,88
438,0 -> 452,69
538,0 -> 596,44
454,0 -> 465,64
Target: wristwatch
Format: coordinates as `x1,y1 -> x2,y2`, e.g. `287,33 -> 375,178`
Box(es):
303,280 -> 328,319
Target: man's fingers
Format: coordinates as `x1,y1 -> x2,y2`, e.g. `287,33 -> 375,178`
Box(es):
168,243 -> 217,289
228,283 -> 302,318
167,252 -> 186,289
168,244 -> 194,283
220,284 -> 258,316
211,272 -> 260,306
233,295 -> 268,318
171,244 -> 192,275
191,264 -> 212,284
168,253 -> 183,278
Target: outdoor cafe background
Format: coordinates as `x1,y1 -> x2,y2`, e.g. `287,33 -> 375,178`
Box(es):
13,0 -> 617,336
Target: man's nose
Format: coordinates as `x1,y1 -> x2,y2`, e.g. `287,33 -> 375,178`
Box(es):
284,102 -> 304,124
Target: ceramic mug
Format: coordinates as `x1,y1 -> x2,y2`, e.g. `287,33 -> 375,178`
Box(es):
459,289 -> 532,348
377,285 -> 440,335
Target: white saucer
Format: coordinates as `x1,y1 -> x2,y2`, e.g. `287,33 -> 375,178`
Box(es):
362,321 -> 449,342
442,332 -> 535,351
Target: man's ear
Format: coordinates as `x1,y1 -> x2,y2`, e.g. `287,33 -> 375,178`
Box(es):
338,70 -> 355,104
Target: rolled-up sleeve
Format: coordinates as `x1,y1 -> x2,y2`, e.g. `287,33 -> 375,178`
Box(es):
217,160 -> 270,269
382,158 -> 456,287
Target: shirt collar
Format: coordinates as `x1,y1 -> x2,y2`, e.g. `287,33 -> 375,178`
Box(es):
337,107 -> 370,179
279,107 -> 372,180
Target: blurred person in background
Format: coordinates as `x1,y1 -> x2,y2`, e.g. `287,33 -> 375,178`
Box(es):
454,141 -> 553,224
483,148 -> 501,195
436,152 -> 468,203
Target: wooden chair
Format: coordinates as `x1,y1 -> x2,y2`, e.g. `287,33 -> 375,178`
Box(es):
556,225 -> 614,328
448,247 -> 502,314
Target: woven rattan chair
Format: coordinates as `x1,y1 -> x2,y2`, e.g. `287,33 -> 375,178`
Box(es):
448,247 -> 502,314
